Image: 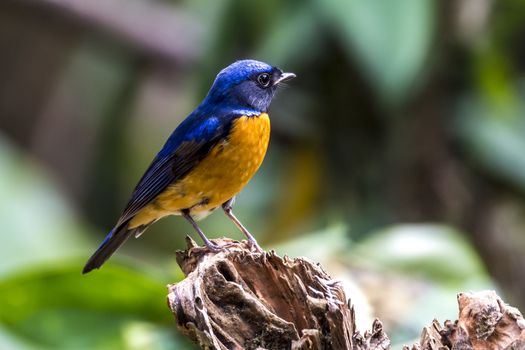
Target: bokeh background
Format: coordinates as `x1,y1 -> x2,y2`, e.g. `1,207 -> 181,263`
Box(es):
1,0 -> 525,348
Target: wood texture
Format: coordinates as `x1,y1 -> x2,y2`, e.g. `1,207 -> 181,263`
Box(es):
167,238 -> 524,350
406,291 -> 525,350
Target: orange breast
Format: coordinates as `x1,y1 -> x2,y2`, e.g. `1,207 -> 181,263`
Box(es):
129,113 -> 271,228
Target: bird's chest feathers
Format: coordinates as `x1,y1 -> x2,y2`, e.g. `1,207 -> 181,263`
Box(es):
158,113 -> 270,212
198,113 -> 271,183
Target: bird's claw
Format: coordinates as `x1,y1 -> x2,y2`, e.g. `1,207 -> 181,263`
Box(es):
247,239 -> 264,253
189,241 -> 222,254
204,240 -> 238,253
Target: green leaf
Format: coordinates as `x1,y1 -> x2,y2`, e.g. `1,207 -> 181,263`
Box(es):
456,90 -> 525,192
0,137 -> 89,276
0,263 -> 189,349
352,224 -> 491,286
255,3 -> 323,66
315,0 -> 435,105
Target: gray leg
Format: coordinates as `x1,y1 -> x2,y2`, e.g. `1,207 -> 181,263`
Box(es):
222,197 -> 263,252
182,210 -> 220,251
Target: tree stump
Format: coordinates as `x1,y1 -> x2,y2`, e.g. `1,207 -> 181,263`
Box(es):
167,238 -> 525,350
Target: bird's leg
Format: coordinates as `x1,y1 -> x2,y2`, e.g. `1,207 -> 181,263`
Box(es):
181,210 -> 221,251
222,198 -> 263,253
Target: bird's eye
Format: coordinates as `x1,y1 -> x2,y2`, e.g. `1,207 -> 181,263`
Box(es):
257,73 -> 271,87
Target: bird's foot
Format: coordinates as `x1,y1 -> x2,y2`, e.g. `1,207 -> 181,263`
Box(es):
205,241 -> 223,252
246,238 -> 264,254
189,240 -> 237,254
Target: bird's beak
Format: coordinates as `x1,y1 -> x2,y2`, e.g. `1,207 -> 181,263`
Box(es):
274,72 -> 296,85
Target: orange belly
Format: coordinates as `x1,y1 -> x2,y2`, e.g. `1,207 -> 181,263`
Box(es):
129,113 -> 270,228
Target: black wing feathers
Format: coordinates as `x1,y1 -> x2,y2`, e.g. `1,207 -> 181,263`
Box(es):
116,119 -> 231,225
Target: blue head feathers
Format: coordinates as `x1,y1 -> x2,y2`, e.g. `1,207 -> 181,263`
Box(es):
203,59 -> 296,113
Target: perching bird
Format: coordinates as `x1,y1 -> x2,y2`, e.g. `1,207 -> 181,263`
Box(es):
83,59 -> 295,274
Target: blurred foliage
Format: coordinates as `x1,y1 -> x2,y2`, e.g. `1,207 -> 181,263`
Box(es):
317,0 -> 435,104
0,264 -> 177,349
457,91 -> 525,191
0,136 -> 192,349
0,136 -> 89,275
1,0 -> 525,348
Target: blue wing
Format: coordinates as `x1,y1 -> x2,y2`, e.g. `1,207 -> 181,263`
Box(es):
116,111 -> 235,226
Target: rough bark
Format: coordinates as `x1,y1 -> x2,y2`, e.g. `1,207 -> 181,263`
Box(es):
405,291 -> 525,350
167,238 -> 524,350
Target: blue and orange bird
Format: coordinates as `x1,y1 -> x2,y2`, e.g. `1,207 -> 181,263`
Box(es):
83,60 -> 295,274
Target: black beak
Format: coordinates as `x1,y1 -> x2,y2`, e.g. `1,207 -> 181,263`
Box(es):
274,72 -> 296,84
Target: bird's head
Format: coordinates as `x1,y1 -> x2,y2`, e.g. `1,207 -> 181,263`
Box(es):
204,59 -> 296,113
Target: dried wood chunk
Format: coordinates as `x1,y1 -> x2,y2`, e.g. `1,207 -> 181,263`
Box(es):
167,238 -> 524,350
167,238 -> 364,350
410,291 -> 525,350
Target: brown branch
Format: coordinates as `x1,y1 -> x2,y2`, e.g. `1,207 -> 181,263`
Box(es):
167,238 -> 525,350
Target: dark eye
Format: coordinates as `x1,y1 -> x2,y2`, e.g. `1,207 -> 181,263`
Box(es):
257,73 -> 271,87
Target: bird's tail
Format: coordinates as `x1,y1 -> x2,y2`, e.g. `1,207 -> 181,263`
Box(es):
82,222 -> 146,274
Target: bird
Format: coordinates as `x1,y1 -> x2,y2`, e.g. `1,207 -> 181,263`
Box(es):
82,59 -> 295,274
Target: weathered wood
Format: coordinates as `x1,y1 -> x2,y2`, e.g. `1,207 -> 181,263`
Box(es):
406,291 -> 525,350
167,238 -> 524,350
167,237 -> 389,349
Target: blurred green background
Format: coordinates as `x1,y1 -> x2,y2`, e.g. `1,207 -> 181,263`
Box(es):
1,0 -> 525,348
